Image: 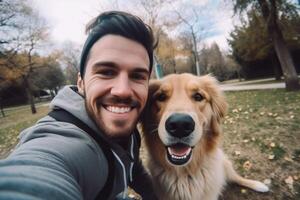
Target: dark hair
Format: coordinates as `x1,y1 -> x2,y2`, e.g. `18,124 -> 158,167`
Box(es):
79,11 -> 156,78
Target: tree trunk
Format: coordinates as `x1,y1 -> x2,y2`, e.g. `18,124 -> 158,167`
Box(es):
271,54 -> 282,80
0,103 -> 5,117
271,30 -> 299,90
191,31 -> 201,76
24,77 -> 36,114
258,0 -> 300,91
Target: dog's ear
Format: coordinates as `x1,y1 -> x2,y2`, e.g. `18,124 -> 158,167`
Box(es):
140,79 -> 161,123
201,75 -> 228,122
148,79 -> 161,99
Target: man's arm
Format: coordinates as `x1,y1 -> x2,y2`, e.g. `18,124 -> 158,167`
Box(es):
0,138 -> 83,199
0,124 -> 108,200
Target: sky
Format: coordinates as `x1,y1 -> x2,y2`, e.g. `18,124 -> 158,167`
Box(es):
31,0 -> 235,51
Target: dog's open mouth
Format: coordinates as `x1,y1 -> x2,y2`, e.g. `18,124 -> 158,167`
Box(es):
166,143 -> 192,165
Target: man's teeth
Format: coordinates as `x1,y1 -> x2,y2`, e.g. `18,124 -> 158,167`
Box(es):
106,106 -> 131,113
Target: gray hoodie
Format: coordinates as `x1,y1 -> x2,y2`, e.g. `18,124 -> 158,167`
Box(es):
0,86 -> 156,200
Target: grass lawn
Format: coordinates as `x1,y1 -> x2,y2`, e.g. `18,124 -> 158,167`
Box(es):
0,90 -> 299,199
221,89 -> 300,200
0,103 -> 50,158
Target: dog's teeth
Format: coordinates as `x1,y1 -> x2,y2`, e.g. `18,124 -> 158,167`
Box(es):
171,155 -> 186,160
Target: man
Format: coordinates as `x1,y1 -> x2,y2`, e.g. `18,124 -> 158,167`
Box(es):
0,11 -> 157,200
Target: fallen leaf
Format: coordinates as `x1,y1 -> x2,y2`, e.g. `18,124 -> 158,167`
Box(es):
285,176 -> 294,192
284,156 -> 293,162
232,109 -> 238,113
285,176 -> 294,184
241,189 -> 247,194
268,112 -> 273,116
269,142 -> 276,148
263,179 -> 272,186
243,160 -> 252,171
128,194 -> 135,198
268,155 -> 275,160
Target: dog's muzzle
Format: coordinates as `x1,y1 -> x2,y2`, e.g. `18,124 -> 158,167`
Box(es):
165,113 -> 195,166
165,113 -> 195,138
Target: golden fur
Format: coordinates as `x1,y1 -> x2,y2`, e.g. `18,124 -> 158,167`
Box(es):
140,73 -> 268,200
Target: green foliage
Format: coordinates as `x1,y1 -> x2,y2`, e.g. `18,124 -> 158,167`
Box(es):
31,58 -> 65,91
232,0 -> 299,17
228,10 -> 272,62
228,5 -> 300,77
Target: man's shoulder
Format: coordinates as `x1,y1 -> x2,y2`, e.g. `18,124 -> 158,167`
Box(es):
14,114 -> 109,178
19,115 -> 94,143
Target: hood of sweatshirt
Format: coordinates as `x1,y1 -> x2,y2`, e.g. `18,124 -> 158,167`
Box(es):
49,86 -> 139,198
49,86 -> 100,134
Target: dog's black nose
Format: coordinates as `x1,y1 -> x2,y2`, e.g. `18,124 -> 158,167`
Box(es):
165,113 -> 195,138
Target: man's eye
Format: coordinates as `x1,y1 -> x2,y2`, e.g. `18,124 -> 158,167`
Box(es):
98,70 -> 116,77
131,73 -> 147,81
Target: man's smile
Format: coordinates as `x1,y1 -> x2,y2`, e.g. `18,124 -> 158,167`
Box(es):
105,105 -> 132,114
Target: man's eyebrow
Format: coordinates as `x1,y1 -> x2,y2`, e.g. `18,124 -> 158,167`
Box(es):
133,67 -> 149,75
92,61 -> 150,74
92,61 -> 118,69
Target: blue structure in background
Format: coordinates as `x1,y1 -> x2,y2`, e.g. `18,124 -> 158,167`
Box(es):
155,63 -> 163,79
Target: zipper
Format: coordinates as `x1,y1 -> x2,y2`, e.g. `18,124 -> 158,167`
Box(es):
129,134 -> 134,182
112,150 -> 127,199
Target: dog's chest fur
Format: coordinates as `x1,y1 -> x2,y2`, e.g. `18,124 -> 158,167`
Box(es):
147,149 -> 226,200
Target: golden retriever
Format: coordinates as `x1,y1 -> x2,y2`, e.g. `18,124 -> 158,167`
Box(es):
140,73 -> 268,200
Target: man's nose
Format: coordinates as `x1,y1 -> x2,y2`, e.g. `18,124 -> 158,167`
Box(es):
111,74 -> 133,98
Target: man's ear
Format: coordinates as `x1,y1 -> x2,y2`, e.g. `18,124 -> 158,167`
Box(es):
77,73 -> 85,95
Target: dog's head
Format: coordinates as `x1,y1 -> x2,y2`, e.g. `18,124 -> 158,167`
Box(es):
141,73 -> 227,168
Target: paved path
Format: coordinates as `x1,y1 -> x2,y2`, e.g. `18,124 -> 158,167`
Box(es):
220,82 -> 285,91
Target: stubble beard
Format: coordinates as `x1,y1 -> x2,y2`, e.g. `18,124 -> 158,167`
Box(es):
84,98 -> 137,139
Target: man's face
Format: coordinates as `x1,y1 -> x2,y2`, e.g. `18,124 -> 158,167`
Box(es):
77,35 -> 150,138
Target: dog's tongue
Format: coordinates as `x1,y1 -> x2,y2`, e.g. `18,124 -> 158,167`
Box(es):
168,146 -> 191,156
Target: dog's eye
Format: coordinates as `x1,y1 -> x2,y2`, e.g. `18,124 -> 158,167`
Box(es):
193,93 -> 204,101
156,93 -> 167,102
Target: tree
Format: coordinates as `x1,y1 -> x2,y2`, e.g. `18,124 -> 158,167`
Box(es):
170,6 -> 203,75
198,43 -> 236,81
175,33 -> 196,74
60,41 -> 81,85
231,0 -> 300,90
229,7 -> 300,80
31,56 -> 65,95
0,0 -> 31,115
1,1 -> 49,114
136,0 -> 179,77
0,0 -> 27,54
155,31 -> 178,75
